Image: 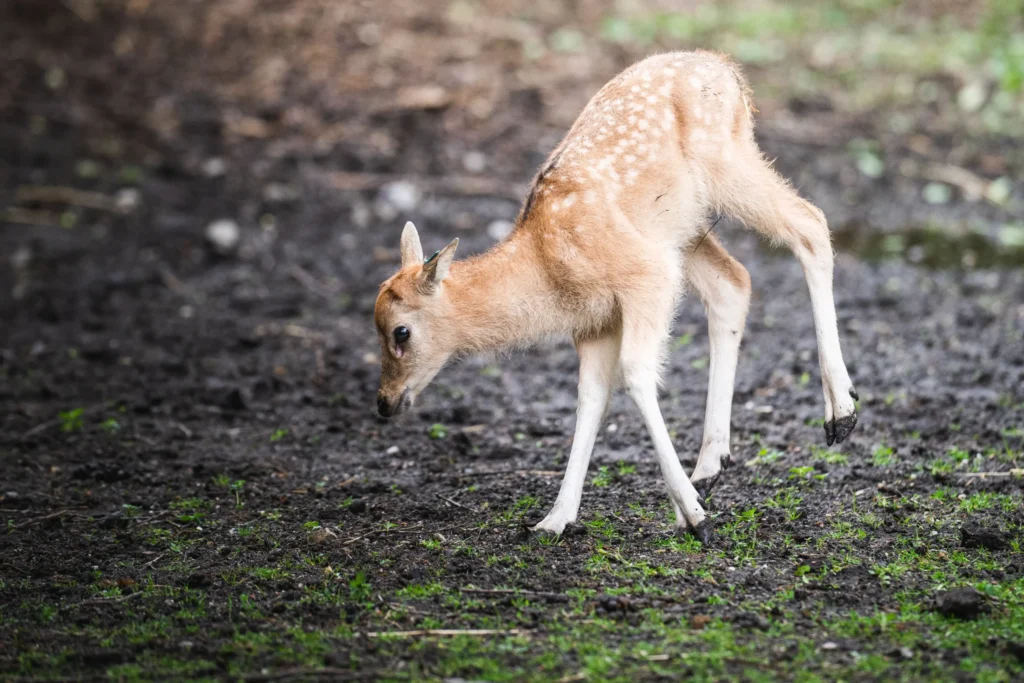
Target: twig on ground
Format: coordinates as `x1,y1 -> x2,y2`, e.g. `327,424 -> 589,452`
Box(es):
12,510 -> 71,527
438,493 -> 477,513
314,169 -> 526,202
455,469 -> 563,478
959,470 -> 1023,478
141,552 -> 166,569
254,323 -> 326,343
289,264 -> 340,300
0,207 -> 60,226
243,668 -> 379,682
461,588 -> 566,600
314,348 -> 326,386
16,185 -> 119,211
158,264 -> 197,301
366,628 -> 532,638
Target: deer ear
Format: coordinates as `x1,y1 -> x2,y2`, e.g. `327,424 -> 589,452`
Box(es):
400,221 -> 424,268
421,238 -> 459,290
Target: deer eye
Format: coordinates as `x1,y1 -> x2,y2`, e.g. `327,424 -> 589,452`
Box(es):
393,326 -> 410,344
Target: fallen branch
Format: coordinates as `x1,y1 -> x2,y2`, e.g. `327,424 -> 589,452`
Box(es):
366,628 -> 532,638
461,588 -> 566,600
315,170 -> 526,202
919,163 -> 989,202
141,552 -> 166,570
0,207 -> 60,226
289,264 -> 340,300
438,493 -> 477,513
158,265 -> 197,301
455,469 -> 563,478
16,185 -> 118,211
243,668 -> 379,682
254,323 -> 326,343
959,469 -> 1024,478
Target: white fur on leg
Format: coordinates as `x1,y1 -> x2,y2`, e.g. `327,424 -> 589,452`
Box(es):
624,368 -> 706,530
685,238 -> 750,492
799,256 -> 857,426
533,333 -> 620,535
691,303 -> 745,488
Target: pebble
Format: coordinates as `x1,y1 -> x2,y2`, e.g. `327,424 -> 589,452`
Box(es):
263,182 -> 299,203
376,180 -> 420,220
935,587 -> 987,620
205,219 -> 240,253
115,188 -> 141,212
463,151 -> 487,173
202,157 -> 227,178
960,521 -> 1009,550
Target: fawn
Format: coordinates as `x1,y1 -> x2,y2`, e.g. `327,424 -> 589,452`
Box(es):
373,51 -> 858,541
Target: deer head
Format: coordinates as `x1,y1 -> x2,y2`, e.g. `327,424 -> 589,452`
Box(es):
373,222 -> 459,417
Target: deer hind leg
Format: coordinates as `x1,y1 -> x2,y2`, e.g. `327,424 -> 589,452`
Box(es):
533,330 -> 621,536
618,287 -> 710,543
684,234 -> 751,501
713,153 -> 858,445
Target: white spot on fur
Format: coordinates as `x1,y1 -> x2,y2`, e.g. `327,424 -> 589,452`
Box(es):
689,76 -> 702,88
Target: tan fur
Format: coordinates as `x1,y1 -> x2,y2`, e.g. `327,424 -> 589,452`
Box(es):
374,50 -> 833,415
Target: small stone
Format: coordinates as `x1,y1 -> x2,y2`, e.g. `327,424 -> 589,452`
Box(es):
820,641 -> 839,651
957,81 -> 987,113
463,151 -> 487,174
395,85 -> 451,110
935,587 -> 988,620
922,182 -> 952,205
487,219 -> 514,241
202,157 -> 227,178
899,647 -> 914,660
376,181 -> 420,220
348,499 -> 367,515
11,246 -> 31,270
986,177 -> 1013,205
309,527 -> 337,544
115,188 -> 141,212
205,219 -> 240,253
690,615 -> 711,630
263,182 -> 299,203
221,388 -> 248,412
960,522 -> 1008,551
385,445 -> 400,455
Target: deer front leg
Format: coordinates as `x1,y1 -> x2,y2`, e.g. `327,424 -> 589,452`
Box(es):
533,331 -> 620,536
619,304 -> 710,543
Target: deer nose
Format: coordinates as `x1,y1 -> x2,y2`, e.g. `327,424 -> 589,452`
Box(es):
377,394 -> 393,417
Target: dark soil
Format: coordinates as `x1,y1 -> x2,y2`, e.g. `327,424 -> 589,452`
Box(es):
2,2 -> 1022,681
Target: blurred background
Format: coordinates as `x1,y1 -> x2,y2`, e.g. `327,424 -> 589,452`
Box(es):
2,2 -> 1024,679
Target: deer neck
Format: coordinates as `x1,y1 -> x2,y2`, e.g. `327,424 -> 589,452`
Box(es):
442,232 -> 555,355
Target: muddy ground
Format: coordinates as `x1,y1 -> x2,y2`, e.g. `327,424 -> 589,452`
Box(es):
1,1 -> 1023,681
